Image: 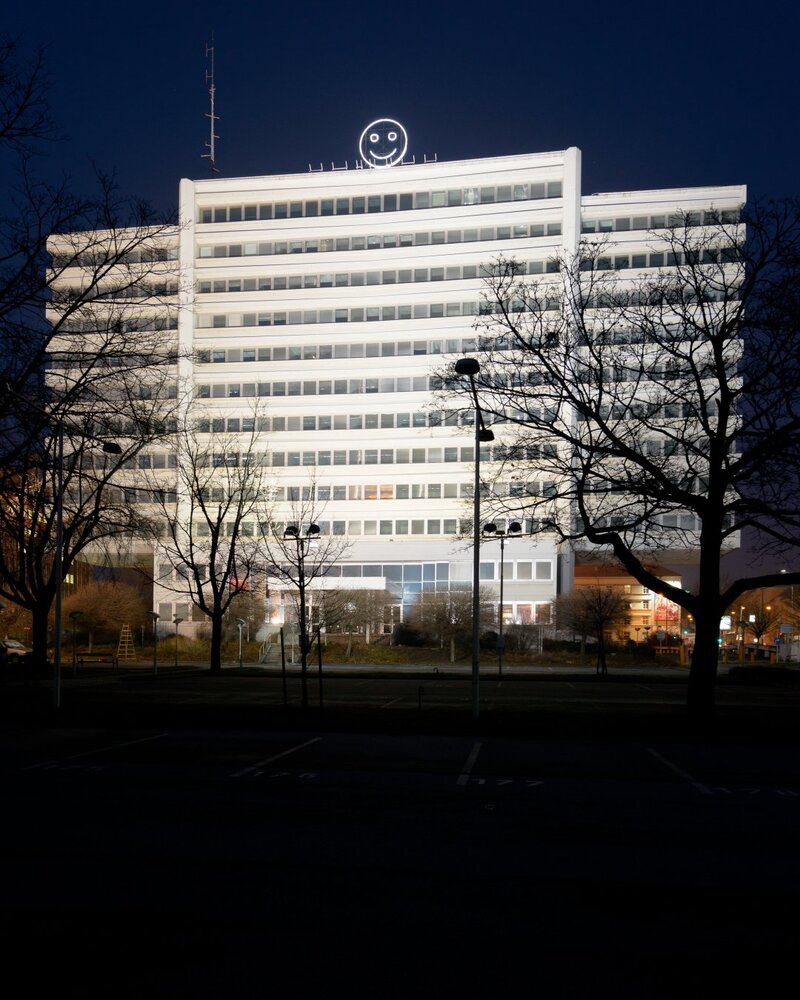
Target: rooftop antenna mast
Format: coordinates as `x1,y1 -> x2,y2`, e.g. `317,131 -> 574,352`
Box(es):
202,33 -> 220,174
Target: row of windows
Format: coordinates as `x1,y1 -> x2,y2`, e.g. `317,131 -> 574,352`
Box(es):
58,315 -> 179,334
197,335 -> 477,365
196,220 -> 563,259
194,516 -> 554,545
582,285 -> 735,310
196,374 -> 443,399
274,481 -> 553,502
197,410 -> 472,433
160,560 -> 456,584
581,209 -> 739,234
195,246 -> 717,300
579,248 -> 739,272
197,181 -> 564,224
195,293 -> 563,329
196,300 -> 485,328
51,245 -> 179,268
196,257 -> 559,295
188,447 -> 555,481
53,281 -> 179,304
198,445 -> 482,467
584,513 -> 701,531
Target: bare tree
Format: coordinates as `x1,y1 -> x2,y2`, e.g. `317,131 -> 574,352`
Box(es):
145,416 -> 271,675
0,38 -> 178,458
556,587 -> 631,676
732,594 -> 782,646
61,579 -> 149,652
0,38 -> 181,665
406,587 -> 495,662
445,202 -> 800,719
262,488 -> 350,706
320,588 -> 392,657
0,375 -> 177,665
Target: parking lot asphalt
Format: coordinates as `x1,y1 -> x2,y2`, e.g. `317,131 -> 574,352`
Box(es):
3,659 -> 800,743
3,660 -> 800,998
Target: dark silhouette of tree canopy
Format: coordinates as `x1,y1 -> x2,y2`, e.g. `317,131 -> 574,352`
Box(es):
0,38 -> 180,664
262,486 -> 350,700
445,202 -> 800,718
406,586 -> 495,662
145,418 -> 271,675
61,579 -> 149,651
556,586 -> 631,676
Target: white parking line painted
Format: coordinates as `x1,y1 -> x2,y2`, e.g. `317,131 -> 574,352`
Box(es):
647,748 -> 712,794
457,741 -> 483,786
232,736 -> 322,778
23,733 -> 168,770
381,697 -> 404,708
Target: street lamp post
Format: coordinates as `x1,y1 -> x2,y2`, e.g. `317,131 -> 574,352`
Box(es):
149,612 -> 159,675
781,569 -> 795,646
283,523 -> 320,710
454,358 -> 494,720
236,618 -> 246,670
173,616 -> 183,669
482,521 -> 522,677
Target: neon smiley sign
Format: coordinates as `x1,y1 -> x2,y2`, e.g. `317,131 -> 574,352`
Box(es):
358,118 -> 408,169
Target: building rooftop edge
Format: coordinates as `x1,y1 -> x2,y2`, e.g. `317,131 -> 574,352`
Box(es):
181,149 -> 575,190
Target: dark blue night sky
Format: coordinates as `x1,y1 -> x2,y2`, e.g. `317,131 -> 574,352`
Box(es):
4,0 -> 798,577
5,0 -> 797,212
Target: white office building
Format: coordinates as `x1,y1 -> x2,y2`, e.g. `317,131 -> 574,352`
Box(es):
49,140 -> 745,637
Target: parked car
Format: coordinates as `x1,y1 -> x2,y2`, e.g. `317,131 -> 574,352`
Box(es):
0,639 -> 32,659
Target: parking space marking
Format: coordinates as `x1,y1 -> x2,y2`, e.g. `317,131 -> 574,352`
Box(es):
647,747 -> 712,794
232,736 -> 322,778
22,733 -> 168,770
457,741 -> 482,786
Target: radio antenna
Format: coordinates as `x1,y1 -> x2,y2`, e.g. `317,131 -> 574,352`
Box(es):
202,34 -> 220,174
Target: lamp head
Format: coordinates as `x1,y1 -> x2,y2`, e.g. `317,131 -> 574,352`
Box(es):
454,358 -> 480,376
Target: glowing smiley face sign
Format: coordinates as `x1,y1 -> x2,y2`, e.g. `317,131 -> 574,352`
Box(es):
359,118 -> 408,169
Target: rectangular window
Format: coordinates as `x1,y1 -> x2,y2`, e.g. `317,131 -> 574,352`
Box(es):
516,561 -> 532,580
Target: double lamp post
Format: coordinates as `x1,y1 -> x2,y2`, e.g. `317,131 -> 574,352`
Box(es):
283,523 -> 320,710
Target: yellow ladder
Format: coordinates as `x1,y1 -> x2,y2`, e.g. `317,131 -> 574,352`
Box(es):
117,624 -> 135,661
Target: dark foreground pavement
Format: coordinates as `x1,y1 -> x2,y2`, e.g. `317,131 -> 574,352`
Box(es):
3,659 -> 800,741
2,665 -> 799,998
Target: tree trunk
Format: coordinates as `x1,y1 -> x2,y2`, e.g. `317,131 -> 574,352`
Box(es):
88,628 -> 94,654
596,632 -> 607,677
449,635 -> 455,663
687,535 -> 723,723
209,613 -> 223,674
345,630 -> 352,659
687,613 -> 720,722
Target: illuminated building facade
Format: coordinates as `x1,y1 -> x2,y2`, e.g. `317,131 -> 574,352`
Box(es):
50,144 -> 745,635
